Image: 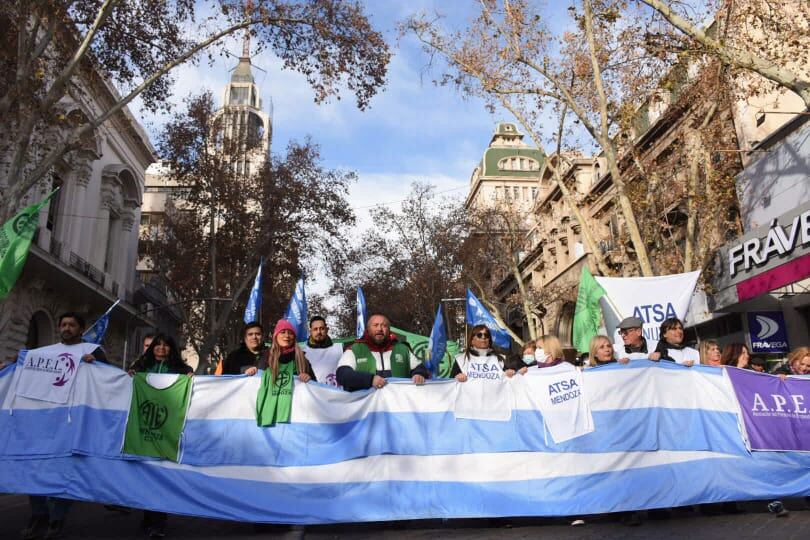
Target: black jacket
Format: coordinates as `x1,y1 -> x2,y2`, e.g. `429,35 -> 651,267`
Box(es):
222,344 -> 268,375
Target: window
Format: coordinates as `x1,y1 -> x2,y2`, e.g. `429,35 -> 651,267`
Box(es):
513,187 -> 520,200
498,156 -> 541,172
531,187 -> 538,200
495,186 -> 502,199
46,175 -> 63,232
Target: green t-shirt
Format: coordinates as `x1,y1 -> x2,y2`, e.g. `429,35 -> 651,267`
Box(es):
256,361 -> 294,426
123,373 -> 192,462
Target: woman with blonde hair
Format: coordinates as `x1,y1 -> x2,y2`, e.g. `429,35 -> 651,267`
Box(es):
534,335 -> 565,368
699,340 -> 723,367
245,319 -> 316,382
773,346 -> 810,379
587,335 -> 630,367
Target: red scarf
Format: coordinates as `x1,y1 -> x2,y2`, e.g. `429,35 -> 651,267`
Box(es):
356,331 -> 398,353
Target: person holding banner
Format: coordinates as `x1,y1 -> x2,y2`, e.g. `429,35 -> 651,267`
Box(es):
654,317 -> 699,366
336,314 -> 428,391
614,317 -> 660,362
300,316 -> 343,387
126,333 -> 192,538
533,335 -> 567,369
699,340 -> 723,367
587,335 -> 630,367
221,323 -> 268,375
20,313 -> 106,540
246,319 -> 316,382
721,343 -> 750,369
772,346 -> 810,379
450,324 -> 522,381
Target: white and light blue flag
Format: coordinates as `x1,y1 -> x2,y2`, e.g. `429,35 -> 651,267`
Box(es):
82,299 -> 120,345
465,288 -> 511,349
283,275 -> 308,340
356,287 -> 367,338
427,304 -> 447,378
243,259 -> 263,324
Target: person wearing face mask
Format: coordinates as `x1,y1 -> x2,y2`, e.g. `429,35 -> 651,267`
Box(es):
532,335 -> 566,369
653,317 -> 699,366
450,324 -> 524,381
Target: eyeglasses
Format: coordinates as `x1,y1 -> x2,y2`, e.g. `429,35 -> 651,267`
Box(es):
619,328 -> 640,335
473,332 -> 491,339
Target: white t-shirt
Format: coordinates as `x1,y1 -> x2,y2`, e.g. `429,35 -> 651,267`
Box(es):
301,343 -> 343,387
522,362 -> 594,443
15,342 -> 100,403
662,346 -> 700,365
453,352 -> 514,422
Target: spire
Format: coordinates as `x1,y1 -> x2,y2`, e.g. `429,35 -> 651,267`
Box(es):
241,29 -> 250,59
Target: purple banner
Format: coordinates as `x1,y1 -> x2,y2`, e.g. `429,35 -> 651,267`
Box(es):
726,367 -> 810,452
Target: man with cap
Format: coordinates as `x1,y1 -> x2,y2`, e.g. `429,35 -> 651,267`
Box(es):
300,316 -> 343,387
336,313 -> 429,391
614,316 -> 661,363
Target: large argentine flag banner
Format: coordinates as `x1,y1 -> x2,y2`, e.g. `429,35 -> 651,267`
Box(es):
1,361 -> 809,524
596,270 -> 701,341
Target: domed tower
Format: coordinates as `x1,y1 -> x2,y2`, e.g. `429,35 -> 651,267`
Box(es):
213,33 -> 272,177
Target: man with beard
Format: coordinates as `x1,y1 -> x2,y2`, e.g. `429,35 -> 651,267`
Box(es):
300,316 -> 344,387
336,313 -> 429,391
22,312 -> 106,540
220,322 -> 268,375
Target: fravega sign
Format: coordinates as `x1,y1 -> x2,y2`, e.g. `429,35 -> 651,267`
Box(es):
728,209 -> 810,277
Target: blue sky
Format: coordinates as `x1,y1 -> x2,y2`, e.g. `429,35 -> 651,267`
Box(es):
132,1 -> 575,293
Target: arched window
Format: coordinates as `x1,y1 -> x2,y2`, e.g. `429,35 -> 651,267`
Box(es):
498,156 -> 540,172
26,311 -> 54,349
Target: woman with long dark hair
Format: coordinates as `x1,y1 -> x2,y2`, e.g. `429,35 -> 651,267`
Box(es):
721,342 -> 750,369
126,333 -> 192,538
451,324 -> 523,382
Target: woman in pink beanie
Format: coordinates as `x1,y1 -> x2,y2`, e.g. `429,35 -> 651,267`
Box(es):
244,319 -> 316,382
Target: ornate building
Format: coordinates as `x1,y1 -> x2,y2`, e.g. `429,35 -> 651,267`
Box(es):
0,75 -> 165,365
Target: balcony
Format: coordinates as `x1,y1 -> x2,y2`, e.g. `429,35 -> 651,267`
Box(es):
69,251 -> 104,286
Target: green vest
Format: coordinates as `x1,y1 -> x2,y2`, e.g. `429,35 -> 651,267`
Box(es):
352,342 -> 412,378
123,373 -> 192,462
256,361 -> 294,427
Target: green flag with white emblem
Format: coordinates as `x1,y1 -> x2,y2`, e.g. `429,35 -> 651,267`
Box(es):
123,373 -> 192,461
256,361 -> 295,426
0,189 -> 58,300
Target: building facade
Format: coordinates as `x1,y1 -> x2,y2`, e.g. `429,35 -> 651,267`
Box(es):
0,75 -> 169,365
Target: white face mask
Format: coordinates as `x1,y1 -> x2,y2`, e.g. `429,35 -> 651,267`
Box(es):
535,348 -> 549,363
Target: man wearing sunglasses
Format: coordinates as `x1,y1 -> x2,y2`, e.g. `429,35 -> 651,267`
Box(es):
614,316 -> 661,363
336,313 -> 429,391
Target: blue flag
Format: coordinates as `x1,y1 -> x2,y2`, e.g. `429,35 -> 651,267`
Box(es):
243,259 -> 263,324
465,289 -> 511,349
82,299 -> 120,345
427,304 -> 447,378
356,287 -> 367,339
283,275 -> 308,341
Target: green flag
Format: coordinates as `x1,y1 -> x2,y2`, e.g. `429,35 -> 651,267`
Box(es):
256,361 -> 294,426
573,266 -> 607,354
391,326 -> 458,378
0,189 -> 58,300
123,373 -> 192,461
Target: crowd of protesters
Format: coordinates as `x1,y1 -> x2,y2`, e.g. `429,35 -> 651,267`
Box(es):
5,310 -> 809,539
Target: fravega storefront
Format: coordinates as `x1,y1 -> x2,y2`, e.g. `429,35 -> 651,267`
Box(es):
711,200 -> 810,354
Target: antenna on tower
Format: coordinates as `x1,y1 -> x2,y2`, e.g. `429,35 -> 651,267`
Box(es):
241,29 -> 250,59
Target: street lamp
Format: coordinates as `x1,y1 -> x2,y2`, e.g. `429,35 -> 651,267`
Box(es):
122,296 -> 231,368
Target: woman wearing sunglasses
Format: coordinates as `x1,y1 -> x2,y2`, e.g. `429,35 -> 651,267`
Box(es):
450,324 -> 524,382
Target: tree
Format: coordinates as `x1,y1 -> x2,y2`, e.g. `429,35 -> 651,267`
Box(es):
405,0 -> 671,276
143,92 -> 356,370
639,0 -> 810,108
0,0 -> 390,221
327,182 -> 468,338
